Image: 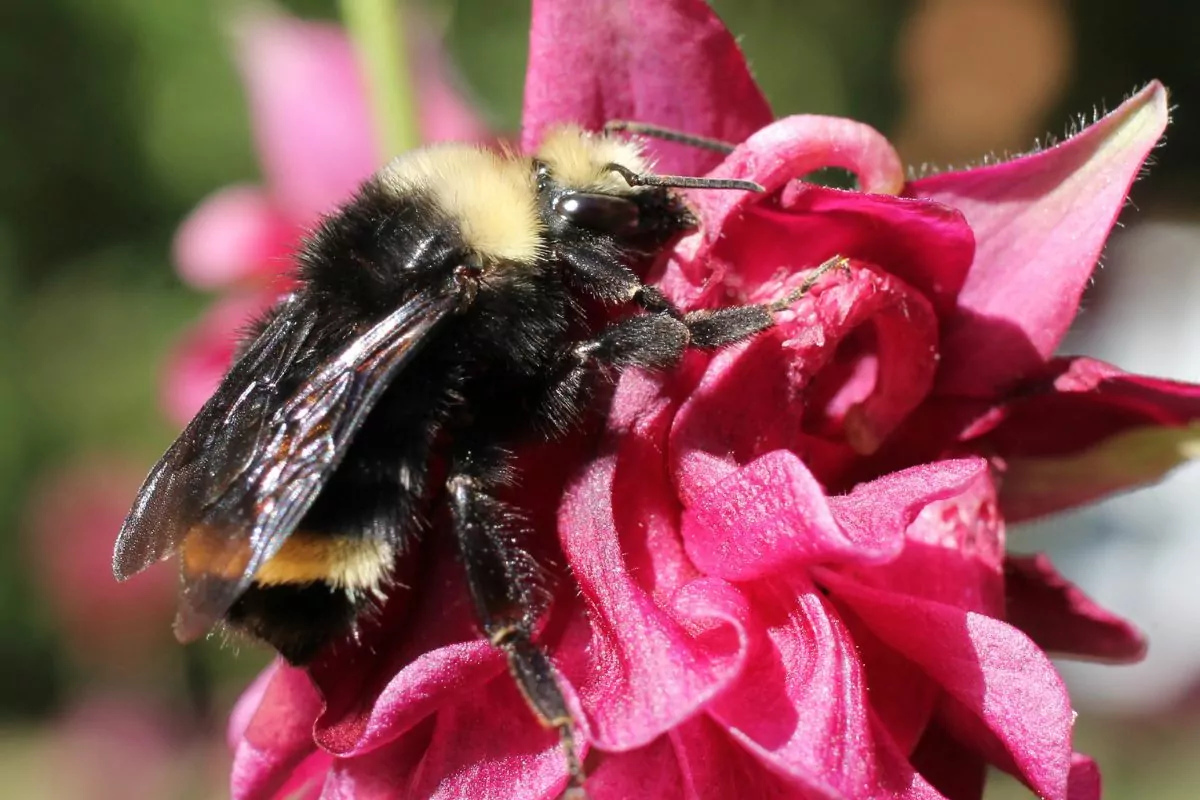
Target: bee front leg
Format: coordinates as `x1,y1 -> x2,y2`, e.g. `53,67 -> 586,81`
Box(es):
446,460 -> 586,798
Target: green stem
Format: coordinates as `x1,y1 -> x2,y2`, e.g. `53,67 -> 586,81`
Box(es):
338,0 -> 419,160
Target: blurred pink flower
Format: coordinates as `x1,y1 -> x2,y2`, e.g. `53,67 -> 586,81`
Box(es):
49,693 -> 182,800
165,9 -> 488,424
26,459 -> 175,659
205,2 -> 1194,799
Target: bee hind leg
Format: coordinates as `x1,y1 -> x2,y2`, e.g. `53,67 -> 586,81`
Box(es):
446,462 -> 587,798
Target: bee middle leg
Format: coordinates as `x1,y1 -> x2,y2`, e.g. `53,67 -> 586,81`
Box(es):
445,457 -> 585,796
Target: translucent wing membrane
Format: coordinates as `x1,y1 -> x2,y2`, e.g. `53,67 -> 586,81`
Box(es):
114,288 -> 460,640
113,294 -> 317,580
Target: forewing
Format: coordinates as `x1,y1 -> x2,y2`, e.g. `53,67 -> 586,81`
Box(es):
173,289 -> 459,640
113,293 -> 318,580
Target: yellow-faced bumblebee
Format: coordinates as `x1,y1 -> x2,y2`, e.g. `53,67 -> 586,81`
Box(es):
113,122 -> 842,788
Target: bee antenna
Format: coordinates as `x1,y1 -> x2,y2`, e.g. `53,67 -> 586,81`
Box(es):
603,120 -> 736,155
605,162 -> 763,193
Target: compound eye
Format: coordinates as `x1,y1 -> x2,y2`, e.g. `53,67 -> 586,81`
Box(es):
554,192 -> 639,234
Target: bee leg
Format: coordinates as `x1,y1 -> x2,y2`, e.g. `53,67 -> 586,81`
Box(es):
573,312 -> 691,371
677,255 -> 851,348
446,465 -> 586,797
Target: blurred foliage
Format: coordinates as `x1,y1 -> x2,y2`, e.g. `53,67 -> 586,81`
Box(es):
0,0 -> 1197,796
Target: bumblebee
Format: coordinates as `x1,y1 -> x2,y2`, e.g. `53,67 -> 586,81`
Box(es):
114,122 -> 842,789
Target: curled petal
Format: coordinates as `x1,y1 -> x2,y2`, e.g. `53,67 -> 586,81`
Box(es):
557,548 -> 751,751
314,641 -> 503,757
233,11 -> 377,221
869,715 -> 951,800
913,82 -> 1169,396
173,186 -> 298,290
771,187 -> 974,317
671,264 -> 939,496
822,574 -> 1074,800
842,614 -> 939,758
669,185 -> 974,319
1005,553 -> 1146,663
523,0 -> 772,175
991,357 -> 1200,455
321,674 -> 571,800
689,114 -> 905,256
584,737 -> 685,800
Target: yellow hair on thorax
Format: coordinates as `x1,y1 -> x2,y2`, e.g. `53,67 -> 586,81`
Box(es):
379,144 -> 545,265
535,124 -> 652,193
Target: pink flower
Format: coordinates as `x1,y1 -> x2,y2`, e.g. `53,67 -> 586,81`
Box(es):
216,1 -> 1189,799
165,9 -> 488,424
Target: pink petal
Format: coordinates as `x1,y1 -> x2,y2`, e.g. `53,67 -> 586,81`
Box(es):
315,640 -> 504,757
868,717 -> 951,800
522,0 -> 772,175
231,662 -> 327,800
407,675 -> 569,800
670,263 -> 938,495
841,467 -> 1006,617
318,720 -> 433,799
822,575 -> 1074,800
325,676 -> 568,800
309,536 -> 506,757
669,715 -> 817,799
584,737 -> 685,800
689,115 -> 905,264
228,661 -> 280,751
843,613 -> 939,757
911,82 -> 1169,396
1068,753 -> 1102,800
681,453 -> 986,581
602,369 -> 704,607
234,12 -> 377,221
975,357 -> 1200,520
556,369 -> 755,750
162,291 -> 277,425
173,186 -> 298,290
558,568 -> 751,752
1005,553 -> 1146,663
990,357 -> 1200,455
705,576 -> 883,797
772,186 -> 974,318
666,185 -> 974,319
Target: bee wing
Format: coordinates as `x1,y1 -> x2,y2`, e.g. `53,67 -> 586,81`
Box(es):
113,293 -> 318,580
114,288 -> 460,640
